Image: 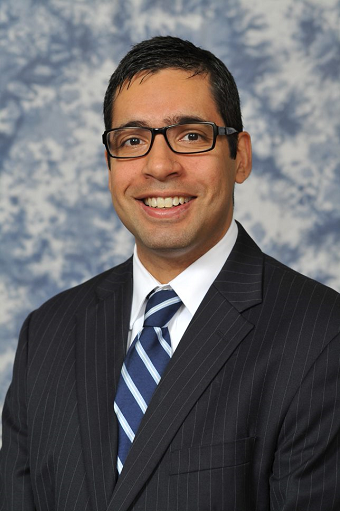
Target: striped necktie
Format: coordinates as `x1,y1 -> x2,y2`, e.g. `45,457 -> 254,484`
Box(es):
114,288 -> 182,474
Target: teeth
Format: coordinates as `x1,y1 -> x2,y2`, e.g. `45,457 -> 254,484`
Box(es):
157,197 -> 165,208
143,196 -> 192,208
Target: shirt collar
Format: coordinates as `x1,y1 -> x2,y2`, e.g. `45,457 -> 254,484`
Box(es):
130,219 -> 238,328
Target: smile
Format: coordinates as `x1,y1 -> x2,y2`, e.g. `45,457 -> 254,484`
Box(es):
143,196 -> 193,208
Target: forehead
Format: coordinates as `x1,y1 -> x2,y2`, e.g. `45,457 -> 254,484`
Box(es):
111,68 -> 223,126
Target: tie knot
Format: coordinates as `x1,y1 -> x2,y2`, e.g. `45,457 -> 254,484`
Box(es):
143,289 -> 182,328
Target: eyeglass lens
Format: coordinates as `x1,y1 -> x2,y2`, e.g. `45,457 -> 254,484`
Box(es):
106,123 -> 215,157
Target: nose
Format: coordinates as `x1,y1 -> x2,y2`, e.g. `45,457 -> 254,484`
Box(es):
142,133 -> 182,181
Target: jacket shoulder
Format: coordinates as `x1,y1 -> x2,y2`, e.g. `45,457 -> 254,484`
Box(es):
262,252 -> 340,332
264,252 -> 339,296
28,257 -> 133,332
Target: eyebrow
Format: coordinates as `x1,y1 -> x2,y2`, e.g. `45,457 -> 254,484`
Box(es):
115,115 -> 208,129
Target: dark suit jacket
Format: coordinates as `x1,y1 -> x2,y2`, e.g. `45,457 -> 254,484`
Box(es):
1,223 -> 340,511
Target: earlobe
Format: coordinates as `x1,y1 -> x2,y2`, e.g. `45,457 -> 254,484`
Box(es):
235,131 -> 252,184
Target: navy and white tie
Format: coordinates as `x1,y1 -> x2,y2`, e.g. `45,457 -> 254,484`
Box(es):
114,288 -> 182,474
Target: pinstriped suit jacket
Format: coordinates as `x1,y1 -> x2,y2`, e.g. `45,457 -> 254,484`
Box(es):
1,223 -> 340,511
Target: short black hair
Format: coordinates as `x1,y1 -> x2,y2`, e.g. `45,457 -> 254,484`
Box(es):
103,35 -> 242,158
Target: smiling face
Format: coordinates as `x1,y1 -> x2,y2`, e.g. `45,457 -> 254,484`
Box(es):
107,69 -> 251,281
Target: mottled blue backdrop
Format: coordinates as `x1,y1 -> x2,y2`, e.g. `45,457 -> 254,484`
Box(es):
0,0 -> 339,424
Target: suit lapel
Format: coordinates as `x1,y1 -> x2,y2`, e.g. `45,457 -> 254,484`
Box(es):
108,224 -> 264,511
76,259 -> 133,511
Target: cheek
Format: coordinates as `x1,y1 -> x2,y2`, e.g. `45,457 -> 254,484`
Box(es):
202,167 -> 233,200
195,151 -> 234,189
108,174 -> 125,212
109,169 -> 128,198
110,162 -> 142,193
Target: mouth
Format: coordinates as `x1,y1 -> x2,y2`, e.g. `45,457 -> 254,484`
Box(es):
142,196 -> 193,209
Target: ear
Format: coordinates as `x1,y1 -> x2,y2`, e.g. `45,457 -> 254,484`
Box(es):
235,131 -> 252,184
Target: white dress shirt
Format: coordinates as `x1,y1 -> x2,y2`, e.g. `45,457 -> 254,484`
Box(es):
127,219 -> 238,352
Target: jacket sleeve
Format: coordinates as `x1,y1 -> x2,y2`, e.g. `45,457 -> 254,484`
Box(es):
270,332 -> 340,511
0,314 -> 36,510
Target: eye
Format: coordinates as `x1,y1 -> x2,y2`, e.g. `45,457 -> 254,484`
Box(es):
177,128 -> 209,144
122,137 -> 143,147
168,124 -> 214,152
114,129 -> 150,149
181,132 -> 202,141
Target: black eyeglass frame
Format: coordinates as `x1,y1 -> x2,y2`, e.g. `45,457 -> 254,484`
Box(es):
102,122 -> 238,159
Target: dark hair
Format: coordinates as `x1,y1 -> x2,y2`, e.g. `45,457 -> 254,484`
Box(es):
103,36 -> 242,158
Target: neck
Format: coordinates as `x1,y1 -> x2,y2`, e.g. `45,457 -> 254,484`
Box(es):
136,247 -> 209,284
135,223 -> 233,283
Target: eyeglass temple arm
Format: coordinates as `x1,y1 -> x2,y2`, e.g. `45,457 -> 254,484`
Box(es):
218,127 -> 238,136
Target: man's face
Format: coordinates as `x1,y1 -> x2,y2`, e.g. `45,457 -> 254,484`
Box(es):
107,69 -> 251,275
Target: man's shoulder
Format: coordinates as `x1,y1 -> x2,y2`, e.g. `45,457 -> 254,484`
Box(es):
263,251 -> 339,300
236,222 -> 339,301
29,257 -> 133,329
260,253 -> 340,347
234,223 -> 340,327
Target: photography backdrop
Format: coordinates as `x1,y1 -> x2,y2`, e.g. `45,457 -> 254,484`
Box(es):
0,0 -> 339,419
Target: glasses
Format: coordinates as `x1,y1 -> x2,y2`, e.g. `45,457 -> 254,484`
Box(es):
102,122 -> 238,159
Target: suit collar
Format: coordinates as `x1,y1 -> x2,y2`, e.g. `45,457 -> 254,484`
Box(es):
95,257 -> 133,301
214,221 -> 263,312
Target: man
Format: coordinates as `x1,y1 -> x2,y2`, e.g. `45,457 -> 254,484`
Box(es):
0,36 -> 339,511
